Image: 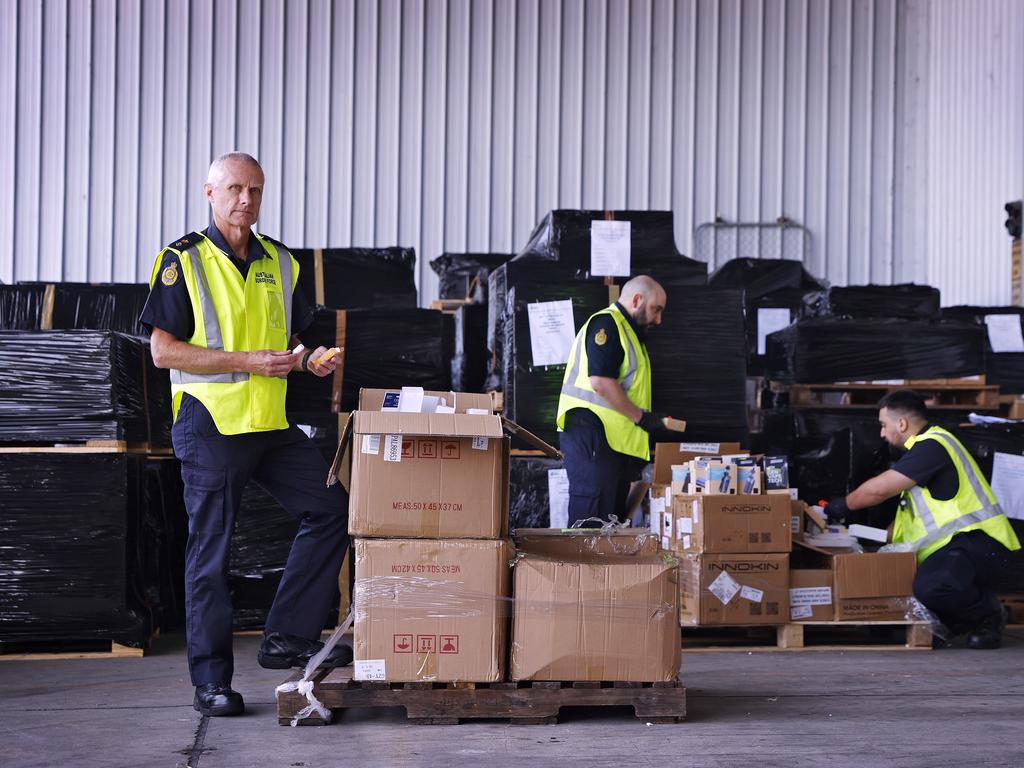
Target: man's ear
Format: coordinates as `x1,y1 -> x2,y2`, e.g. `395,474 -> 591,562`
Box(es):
898,416 -> 910,434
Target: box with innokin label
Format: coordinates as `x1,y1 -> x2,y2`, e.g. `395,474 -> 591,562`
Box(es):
678,552 -> 790,625
668,493 -> 792,554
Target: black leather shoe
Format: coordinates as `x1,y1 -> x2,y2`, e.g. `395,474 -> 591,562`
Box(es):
967,608 -> 1007,650
193,683 -> 244,717
258,632 -> 353,670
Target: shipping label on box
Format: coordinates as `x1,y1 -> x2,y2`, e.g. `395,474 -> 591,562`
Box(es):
511,553 -> 680,682
789,569 -> 835,621
678,553 -> 789,626
353,538 -> 511,682
669,493 -> 792,554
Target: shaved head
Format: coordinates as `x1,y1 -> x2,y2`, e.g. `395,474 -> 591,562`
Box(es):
619,275 -> 667,330
207,152 -> 262,186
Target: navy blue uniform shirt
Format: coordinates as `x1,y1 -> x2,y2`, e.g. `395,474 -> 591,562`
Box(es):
584,302 -> 641,378
140,224 -> 314,341
891,425 -> 960,501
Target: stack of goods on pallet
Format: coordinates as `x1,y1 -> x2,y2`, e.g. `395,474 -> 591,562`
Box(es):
452,303 -> 489,393
430,252 -> 512,303
0,282 -> 150,336
284,307 -> 453,417
0,453 -> 187,646
509,455 -> 566,529
509,528 -> 679,682
942,306 -> 1024,395
650,449 -> 793,626
291,247 -> 417,310
0,330 -> 171,447
707,258 -> 827,374
335,387 -> 521,683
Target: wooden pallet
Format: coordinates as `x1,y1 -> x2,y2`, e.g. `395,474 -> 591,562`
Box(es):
1000,593 -> 1024,624
681,620 -> 932,652
787,382 -> 999,410
429,298 -> 473,314
277,667 -> 686,725
0,439 -> 173,455
0,638 -> 148,661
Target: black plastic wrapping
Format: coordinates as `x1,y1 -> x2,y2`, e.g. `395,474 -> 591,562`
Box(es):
0,330 -> 172,446
291,247 -> 418,309
765,318 -> 985,384
513,209 -> 707,286
430,253 -> 512,302
502,276 -> 611,447
286,307 -> 453,414
1006,200 -> 1022,239
942,306 -> 1024,394
707,258 -> 828,374
452,303 -> 489,393
645,287 -> 750,443
0,282 -> 150,335
509,456 -> 564,530
820,284 -> 941,320
0,454 -> 187,644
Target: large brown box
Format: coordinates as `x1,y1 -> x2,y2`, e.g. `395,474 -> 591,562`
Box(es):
678,553 -> 789,625
670,493 -> 791,554
833,551 -> 917,621
353,538 -> 512,682
510,554 -> 680,682
338,389 -> 509,538
653,442 -> 743,484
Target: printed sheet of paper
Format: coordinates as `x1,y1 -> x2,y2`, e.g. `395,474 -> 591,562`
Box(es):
992,451 -> 1024,520
985,314 -> 1024,353
527,299 -> 576,367
547,468 -> 570,529
590,220 -> 632,276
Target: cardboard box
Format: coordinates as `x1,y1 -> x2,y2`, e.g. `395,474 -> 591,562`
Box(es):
789,569 -> 835,621
678,553 -> 789,625
353,537 -> 512,682
513,528 -> 660,558
670,493 -> 792,554
648,483 -> 672,541
833,551 -> 916,621
510,553 -> 680,681
653,442 -> 743,484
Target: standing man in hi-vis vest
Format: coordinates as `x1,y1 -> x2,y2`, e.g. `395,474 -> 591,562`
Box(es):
140,153 -> 350,717
824,390 -> 1020,649
556,276 -> 673,526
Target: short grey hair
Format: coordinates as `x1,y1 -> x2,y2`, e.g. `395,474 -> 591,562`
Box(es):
207,152 -> 262,185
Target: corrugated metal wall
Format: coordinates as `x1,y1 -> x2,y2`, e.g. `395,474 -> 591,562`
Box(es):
1,0 -> 1021,305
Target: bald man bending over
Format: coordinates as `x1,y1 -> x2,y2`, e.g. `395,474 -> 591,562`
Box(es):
555,276 -> 672,525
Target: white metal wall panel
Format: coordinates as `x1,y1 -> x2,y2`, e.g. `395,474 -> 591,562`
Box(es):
1,0 -> 1021,308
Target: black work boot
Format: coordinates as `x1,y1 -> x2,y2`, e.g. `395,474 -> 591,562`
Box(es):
258,632 -> 353,669
967,606 -> 1008,650
193,683 -> 245,716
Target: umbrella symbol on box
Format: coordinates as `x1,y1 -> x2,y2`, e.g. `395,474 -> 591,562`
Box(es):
393,634 -> 413,653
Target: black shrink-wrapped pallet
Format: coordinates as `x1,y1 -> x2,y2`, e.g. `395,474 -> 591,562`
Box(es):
942,306 -> 1024,394
765,318 -> 985,384
817,284 -> 942,320
0,283 -> 150,336
286,307 -> 453,414
513,210 -> 707,287
502,278 -> 610,447
509,455 -> 565,530
452,303 -> 489,393
0,284 -> 46,329
430,253 -> 513,302
645,287 -> 750,443
0,330 -> 172,446
291,247 -> 418,309
0,454 -> 186,644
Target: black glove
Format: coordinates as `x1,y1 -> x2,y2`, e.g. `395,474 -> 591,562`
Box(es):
636,411 -> 667,434
823,496 -> 849,524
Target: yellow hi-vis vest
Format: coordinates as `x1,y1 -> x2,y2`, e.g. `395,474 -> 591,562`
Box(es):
148,231 -> 298,435
894,425 -> 1021,563
555,303 -> 652,460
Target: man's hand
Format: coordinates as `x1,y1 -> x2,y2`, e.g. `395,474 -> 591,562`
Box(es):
823,496 -> 850,524
636,411 -> 669,434
306,345 -> 340,378
247,349 -> 300,379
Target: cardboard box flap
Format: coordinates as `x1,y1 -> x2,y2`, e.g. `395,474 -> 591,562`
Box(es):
501,417 -> 562,458
834,552 -> 916,599
357,387 -> 494,413
352,410 -> 504,438
512,528 -> 659,558
328,412 -> 355,487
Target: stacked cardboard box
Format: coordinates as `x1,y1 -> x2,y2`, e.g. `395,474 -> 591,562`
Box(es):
332,388 -> 515,683
509,529 -> 680,682
653,446 -> 794,626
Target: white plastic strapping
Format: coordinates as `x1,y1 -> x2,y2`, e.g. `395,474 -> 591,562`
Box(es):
274,609 -> 355,727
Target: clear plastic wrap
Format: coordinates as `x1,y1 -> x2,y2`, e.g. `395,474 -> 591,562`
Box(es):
0,454 -> 186,644
291,247 -> 418,310
509,455 -> 565,529
766,317 -> 985,384
285,307 -> 454,414
429,252 -> 512,301
942,306 -> 1024,393
0,330 -> 172,446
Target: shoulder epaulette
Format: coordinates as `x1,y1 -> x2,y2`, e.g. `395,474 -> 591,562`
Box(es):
257,232 -> 289,251
165,231 -> 205,253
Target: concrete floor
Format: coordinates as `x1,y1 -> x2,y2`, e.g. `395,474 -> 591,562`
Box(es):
2,630 -> 1024,768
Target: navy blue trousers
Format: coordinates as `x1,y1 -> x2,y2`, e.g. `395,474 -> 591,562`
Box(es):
559,410 -> 643,526
913,530 -> 1012,632
173,394 -> 349,686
